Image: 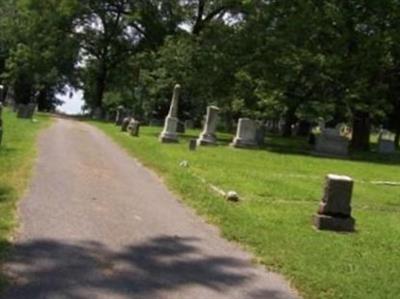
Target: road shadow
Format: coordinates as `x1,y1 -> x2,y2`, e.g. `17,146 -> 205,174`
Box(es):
1,236 -> 291,299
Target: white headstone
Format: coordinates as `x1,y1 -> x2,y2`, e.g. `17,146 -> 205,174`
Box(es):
197,106 -> 219,146
231,118 -> 258,148
378,130 -> 396,154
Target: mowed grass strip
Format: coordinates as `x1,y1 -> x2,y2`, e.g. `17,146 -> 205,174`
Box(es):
93,122 -> 400,299
0,109 -> 51,281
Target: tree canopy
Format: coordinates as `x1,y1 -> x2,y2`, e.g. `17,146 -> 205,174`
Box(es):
0,0 -> 399,149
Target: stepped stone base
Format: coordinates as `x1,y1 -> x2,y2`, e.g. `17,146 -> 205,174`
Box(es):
313,214 -> 355,232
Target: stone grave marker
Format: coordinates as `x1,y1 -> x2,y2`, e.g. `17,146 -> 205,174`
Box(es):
231,118 -> 258,148
314,127 -> 349,156
378,130 -> 396,154
121,117 -> 131,132
128,119 -> 140,137
313,174 -> 356,232
197,106 -> 219,146
160,84 -> 181,143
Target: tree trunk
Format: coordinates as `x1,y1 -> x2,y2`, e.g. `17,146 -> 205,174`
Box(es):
282,107 -> 297,137
93,64 -> 107,118
14,76 -> 33,105
351,110 -> 371,151
37,89 -> 50,112
297,120 -> 312,136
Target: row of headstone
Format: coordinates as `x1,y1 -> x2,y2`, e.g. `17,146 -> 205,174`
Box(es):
313,124 -> 397,156
119,84 -> 397,156
159,86 -> 266,148
114,105 -> 141,137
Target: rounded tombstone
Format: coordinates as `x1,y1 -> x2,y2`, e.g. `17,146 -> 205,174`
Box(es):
121,117 -> 131,132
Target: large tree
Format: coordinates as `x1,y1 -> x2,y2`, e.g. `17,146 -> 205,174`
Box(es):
1,0 -> 80,109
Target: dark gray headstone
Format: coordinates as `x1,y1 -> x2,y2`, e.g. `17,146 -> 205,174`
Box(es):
313,174 -> 355,232
314,128 -> 349,157
189,139 -> 197,151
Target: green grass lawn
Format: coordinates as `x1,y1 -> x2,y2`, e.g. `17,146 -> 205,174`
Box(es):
0,109 -> 51,285
92,122 -> 400,299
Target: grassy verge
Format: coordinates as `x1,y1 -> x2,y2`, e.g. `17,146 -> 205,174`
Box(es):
92,122 -> 400,299
0,109 -> 51,283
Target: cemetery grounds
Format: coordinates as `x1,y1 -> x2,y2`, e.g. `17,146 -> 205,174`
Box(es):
93,122 -> 400,299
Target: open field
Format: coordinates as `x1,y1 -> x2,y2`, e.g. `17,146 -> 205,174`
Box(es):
0,109 -> 51,286
93,121 -> 400,299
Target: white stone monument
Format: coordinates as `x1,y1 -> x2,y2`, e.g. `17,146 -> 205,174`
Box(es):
378,130 -> 396,154
160,84 -> 181,143
197,106 -> 219,146
231,118 -> 258,148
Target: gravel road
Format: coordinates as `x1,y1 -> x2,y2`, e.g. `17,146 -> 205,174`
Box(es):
1,118 -> 298,299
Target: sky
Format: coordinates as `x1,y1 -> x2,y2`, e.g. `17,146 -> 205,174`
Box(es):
57,88 -> 84,115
